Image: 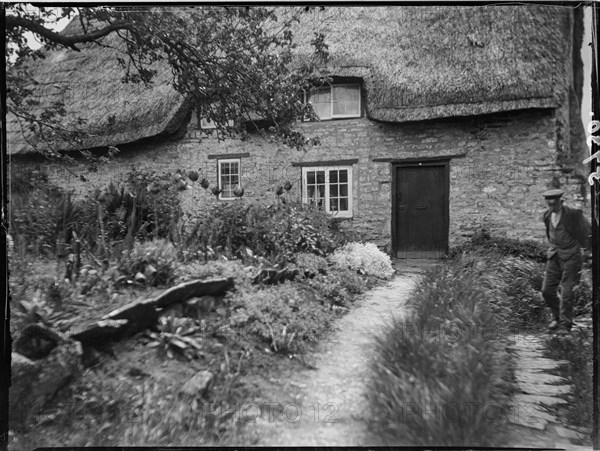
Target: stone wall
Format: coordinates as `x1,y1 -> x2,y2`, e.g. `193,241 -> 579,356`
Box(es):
10,108 -> 588,253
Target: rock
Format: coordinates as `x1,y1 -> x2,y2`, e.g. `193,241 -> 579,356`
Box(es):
155,278 -> 234,308
160,302 -> 184,318
134,272 -> 146,284
70,319 -> 129,344
144,264 -> 157,280
9,353 -> 39,428
183,296 -> 216,318
14,323 -> 64,360
179,370 -> 214,398
9,341 -> 82,430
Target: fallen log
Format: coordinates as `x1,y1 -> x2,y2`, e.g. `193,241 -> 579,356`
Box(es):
154,277 -> 234,308
70,319 -> 129,344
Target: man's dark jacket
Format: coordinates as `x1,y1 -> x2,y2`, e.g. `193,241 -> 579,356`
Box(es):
543,205 -> 591,249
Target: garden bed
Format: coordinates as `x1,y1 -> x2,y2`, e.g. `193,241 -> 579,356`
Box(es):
8,169 -> 395,448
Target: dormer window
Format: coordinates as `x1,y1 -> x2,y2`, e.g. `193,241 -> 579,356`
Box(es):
304,83 -> 361,120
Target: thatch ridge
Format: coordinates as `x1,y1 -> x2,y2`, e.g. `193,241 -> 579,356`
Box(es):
8,5 -> 574,154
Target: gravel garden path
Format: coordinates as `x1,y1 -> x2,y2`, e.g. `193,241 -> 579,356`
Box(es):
242,261 -> 427,446
240,261 -> 593,448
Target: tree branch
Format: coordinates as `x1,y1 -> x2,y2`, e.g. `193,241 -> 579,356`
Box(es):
5,15 -> 133,51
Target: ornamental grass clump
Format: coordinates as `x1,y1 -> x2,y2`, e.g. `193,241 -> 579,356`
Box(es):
366,256 -> 512,446
329,242 -> 394,279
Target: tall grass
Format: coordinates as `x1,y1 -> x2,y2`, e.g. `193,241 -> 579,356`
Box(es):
366,256 -> 513,446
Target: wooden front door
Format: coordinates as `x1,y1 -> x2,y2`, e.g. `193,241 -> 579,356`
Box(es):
394,164 -> 449,259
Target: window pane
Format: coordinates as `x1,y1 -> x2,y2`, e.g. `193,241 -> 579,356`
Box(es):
332,85 -> 360,117
307,171 -> 315,185
340,184 -> 348,196
330,198 -> 338,211
339,198 -> 348,211
329,170 -> 338,183
330,185 -> 338,197
332,86 -> 346,116
316,171 -> 325,184
309,87 -> 331,120
346,85 -> 360,115
222,164 -> 230,175
339,170 -> 348,183
231,162 -> 239,173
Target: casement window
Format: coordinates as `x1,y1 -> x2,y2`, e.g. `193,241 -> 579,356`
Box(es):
218,159 -> 241,200
304,84 -> 361,120
302,166 -> 353,218
200,117 -> 234,130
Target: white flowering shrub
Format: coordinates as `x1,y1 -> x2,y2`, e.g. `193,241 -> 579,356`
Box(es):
329,242 -> 394,279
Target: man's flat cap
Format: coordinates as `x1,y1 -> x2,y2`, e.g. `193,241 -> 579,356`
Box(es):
543,189 -> 564,199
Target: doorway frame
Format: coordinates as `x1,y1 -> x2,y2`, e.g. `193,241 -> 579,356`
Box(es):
391,159 -> 451,258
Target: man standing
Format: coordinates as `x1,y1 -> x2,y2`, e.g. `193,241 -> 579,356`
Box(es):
541,189 -> 591,334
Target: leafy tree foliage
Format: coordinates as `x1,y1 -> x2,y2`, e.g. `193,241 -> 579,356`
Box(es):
5,5 -> 329,161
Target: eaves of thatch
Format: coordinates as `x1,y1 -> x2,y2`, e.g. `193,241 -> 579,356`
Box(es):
6,18 -> 188,156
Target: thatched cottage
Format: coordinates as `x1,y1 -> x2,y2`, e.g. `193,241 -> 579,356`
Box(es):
8,5 -> 588,258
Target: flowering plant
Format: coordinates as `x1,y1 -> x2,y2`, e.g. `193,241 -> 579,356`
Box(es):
329,242 -> 394,279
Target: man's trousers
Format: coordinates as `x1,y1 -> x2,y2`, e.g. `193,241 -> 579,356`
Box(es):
541,252 -> 582,329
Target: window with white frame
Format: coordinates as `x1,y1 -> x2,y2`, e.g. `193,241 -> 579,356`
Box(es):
304,83 -> 361,120
218,159 -> 241,200
200,117 -> 235,130
302,166 -> 353,217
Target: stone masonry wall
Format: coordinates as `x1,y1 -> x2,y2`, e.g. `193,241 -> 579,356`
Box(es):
10,108 -> 588,253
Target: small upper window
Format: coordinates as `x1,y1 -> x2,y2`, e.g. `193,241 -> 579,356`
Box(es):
200,117 -> 234,130
304,83 -> 361,120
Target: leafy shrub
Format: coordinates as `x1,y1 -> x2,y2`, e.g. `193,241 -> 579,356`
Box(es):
119,239 -> 178,286
185,201 -> 339,264
301,267 -> 368,307
229,282 -> 334,353
329,242 -> 394,279
293,252 -> 329,276
366,256 -> 512,446
449,228 -> 546,262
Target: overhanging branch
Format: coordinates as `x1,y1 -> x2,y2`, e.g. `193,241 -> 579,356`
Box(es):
5,15 -> 133,51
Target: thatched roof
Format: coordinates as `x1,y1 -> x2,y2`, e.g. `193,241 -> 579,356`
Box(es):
288,5 -> 570,122
8,5 -> 574,155
7,18 -> 188,155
